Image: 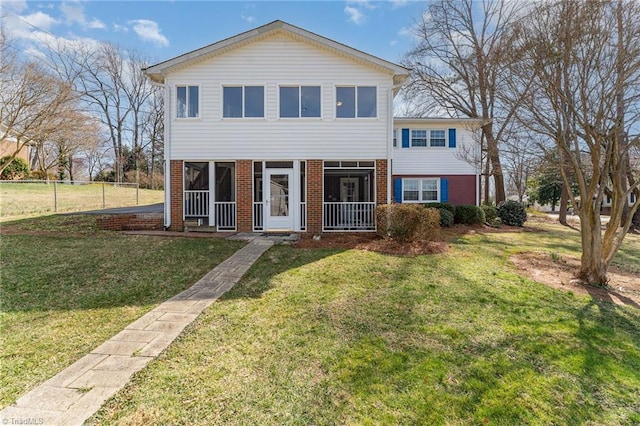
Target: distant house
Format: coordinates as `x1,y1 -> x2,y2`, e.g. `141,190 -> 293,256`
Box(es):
145,20 -> 481,233
0,123 -> 34,165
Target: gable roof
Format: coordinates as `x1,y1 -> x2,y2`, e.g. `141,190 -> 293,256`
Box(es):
144,20 -> 410,86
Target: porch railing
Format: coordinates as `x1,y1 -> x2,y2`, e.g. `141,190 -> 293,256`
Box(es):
253,202 -> 264,231
323,202 -> 376,231
184,190 -> 209,217
214,202 -> 236,231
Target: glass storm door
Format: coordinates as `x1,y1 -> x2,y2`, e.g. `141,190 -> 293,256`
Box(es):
265,168 -> 294,231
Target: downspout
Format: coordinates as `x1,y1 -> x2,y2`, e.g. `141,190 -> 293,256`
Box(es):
388,81 -> 406,205
150,77 -> 171,229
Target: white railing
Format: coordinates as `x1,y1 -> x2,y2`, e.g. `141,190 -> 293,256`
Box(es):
214,202 -> 236,231
300,201 -> 306,231
323,202 -> 376,231
253,202 -> 264,231
184,190 -> 209,217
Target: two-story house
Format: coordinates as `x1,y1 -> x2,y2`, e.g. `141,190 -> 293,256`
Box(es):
145,20 -> 480,234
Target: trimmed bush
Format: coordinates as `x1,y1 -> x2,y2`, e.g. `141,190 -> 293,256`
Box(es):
376,204 -> 440,242
424,202 -> 455,216
497,200 -> 528,227
0,156 -> 30,180
454,205 -> 485,225
481,204 -> 498,223
438,208 -> 454,227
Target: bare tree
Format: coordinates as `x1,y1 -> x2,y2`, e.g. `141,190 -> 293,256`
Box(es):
142,87 -> 164,189
403,0 -> 531,204
512,0 -> 640,285
0,31 -> 75,175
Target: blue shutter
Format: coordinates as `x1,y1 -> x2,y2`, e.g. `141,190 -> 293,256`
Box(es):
394,178 -> 403,203
402,128 -> 410,148
441,178 -> 449,203
448,128 -> 457,148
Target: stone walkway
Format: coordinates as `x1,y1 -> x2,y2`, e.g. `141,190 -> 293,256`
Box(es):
0,236 -> 274,426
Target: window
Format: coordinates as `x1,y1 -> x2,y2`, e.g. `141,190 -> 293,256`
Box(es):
223,86 -> 264,118
403,178 -> 439,202
411,130 -> 427,147
336,86 -> 376,118
280,86 -> 321,118
430,130 -> 446,147
393,129 -> 397,147
176,85 -> 199,118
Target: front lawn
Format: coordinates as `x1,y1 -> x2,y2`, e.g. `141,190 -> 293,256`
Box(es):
93,221 -> 640,424
0,215 -> 245,408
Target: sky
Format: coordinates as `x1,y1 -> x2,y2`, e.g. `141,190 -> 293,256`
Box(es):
1,0 -> 428,67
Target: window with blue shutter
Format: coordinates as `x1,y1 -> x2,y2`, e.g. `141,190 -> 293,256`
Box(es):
448,128 -> 457,148
401,128 -> 410,148
394,178 -> 402,202
441,178 -> 449,203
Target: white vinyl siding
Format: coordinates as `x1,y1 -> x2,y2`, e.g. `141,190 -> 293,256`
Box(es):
168,34 -> 391,160
393,124 -> 478,175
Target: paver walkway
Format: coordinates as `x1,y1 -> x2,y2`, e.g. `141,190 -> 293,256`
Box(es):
0,236 -> 274,426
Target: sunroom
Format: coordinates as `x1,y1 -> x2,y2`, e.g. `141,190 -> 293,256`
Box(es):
183,162 -> 236,230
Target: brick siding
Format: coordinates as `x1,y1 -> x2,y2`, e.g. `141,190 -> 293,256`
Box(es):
236,160 -> 253,232
169,160 -> 184,231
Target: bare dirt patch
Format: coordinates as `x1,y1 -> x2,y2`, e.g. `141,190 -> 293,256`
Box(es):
511,252 -> 640,308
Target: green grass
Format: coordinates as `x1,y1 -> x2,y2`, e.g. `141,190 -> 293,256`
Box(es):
92,221 -> 640,425
0,215 -> 245,407
0,182 -> 164,219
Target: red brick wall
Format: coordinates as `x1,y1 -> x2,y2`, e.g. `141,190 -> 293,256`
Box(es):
169,160 -> 183,231
376,159 -> 388,206
307,160 -> 323,234
236,160 -> 253,232
392,174 -> 477,206
96,214 -> 136,231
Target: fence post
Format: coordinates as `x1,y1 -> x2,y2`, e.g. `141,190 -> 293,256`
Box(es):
53,181 -> 58,212
102,183 -> 106,209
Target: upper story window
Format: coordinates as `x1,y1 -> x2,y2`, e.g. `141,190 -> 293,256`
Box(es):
223,86 -> 264,118
176,85 -> 199,118
430,130 -> 446,147
336,86 -> 377,118
280,86 -> 321,118
411,130 -> 427,147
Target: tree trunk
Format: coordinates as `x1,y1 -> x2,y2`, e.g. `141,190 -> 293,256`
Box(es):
559,183 -> 569,225
578,203 -> 608,285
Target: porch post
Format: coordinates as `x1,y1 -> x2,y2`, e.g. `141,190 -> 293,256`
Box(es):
236,160 -> 253,232
307,160 -> 323,234
169,160 -> 184,231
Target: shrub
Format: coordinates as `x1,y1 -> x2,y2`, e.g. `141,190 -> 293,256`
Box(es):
0,156 -> 30,180
424,202 -> 455,216
438,208 -> 454,227
481,204 -> 498,223
454,205 -> 485,225
376,204 -> 440,242
497,200 -> 528,227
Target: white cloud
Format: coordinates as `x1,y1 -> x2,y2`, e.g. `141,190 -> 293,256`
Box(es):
113,23 -> 128,33
241,14 -> 255,23
128,19 -> 169,47
59,1 -> 105,30
390,0 -> 408,8
344,6 -> 365,25
344,0 -> 377,26
3,0 -> 28,13
23,11 -> 59,31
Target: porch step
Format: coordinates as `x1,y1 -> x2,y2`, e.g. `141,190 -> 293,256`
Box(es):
184,225 -> 218,233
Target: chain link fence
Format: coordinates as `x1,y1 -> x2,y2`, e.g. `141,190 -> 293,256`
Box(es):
0,180 -> 164,219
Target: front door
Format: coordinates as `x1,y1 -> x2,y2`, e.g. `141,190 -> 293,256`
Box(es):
265,168 -> 294,231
